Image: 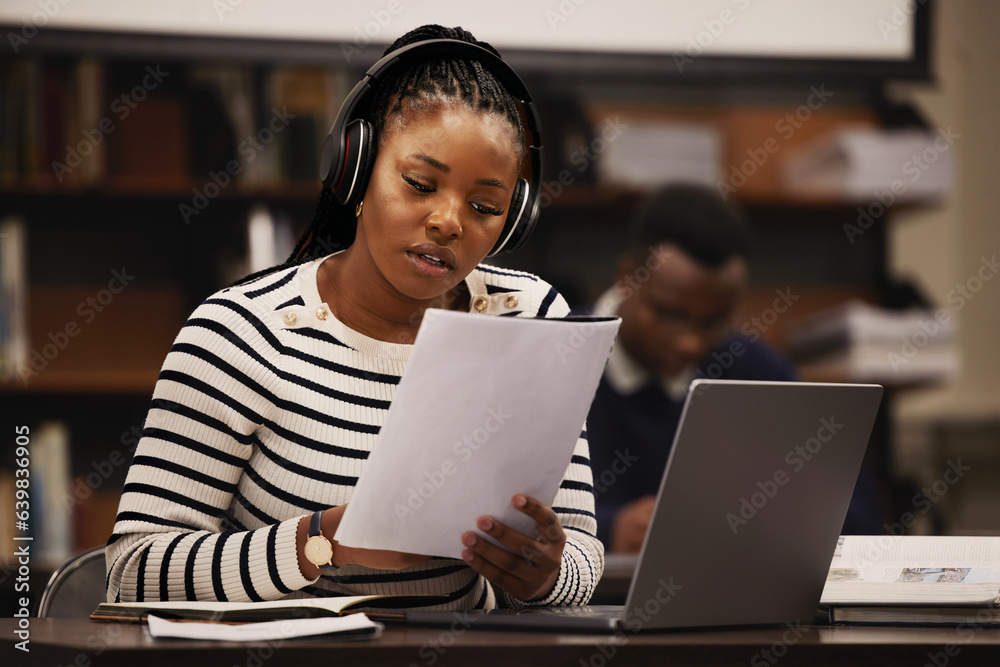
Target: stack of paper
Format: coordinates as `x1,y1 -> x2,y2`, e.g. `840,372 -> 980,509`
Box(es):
788,300 -> 958,385
598,120 -> 721,189
147,613 -> 382,641
783,128 -> 955,201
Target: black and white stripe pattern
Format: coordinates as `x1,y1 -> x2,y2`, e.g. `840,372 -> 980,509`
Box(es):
107,256 -> 604,609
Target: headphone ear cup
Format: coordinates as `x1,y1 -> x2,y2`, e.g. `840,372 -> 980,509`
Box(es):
331,118 -> 375,207
489,177 -> 535,256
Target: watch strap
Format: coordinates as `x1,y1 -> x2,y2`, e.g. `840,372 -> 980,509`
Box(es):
309,509 -> 324,538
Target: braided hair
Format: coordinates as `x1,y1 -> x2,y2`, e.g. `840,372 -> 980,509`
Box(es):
234,25 -> 526,287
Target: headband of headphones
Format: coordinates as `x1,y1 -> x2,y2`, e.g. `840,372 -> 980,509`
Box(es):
318,38 -> 543,256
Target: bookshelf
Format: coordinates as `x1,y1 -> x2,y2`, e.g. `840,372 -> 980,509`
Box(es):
0,26 -> 946,611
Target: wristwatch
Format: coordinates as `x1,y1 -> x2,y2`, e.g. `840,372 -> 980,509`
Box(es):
304,510 -> 334,568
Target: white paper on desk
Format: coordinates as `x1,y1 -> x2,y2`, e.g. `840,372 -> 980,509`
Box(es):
335,309 -> 620,559
146,613 -> 382,641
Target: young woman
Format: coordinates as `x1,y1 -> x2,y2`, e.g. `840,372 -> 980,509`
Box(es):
106,25 -> 602,610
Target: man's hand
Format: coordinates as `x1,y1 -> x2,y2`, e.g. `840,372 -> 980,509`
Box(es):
461,494 -> 566,602
610,495 -> 656,553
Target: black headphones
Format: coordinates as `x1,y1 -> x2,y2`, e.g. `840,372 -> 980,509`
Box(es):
319,38 -> 543,256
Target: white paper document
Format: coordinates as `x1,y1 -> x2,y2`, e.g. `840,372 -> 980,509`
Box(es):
334,309 -> 620,559
146,613 -> 383,641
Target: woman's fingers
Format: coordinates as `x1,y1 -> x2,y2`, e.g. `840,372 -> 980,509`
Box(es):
460,495 -> 566,600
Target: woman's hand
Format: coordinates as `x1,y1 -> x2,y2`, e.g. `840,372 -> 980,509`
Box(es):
298,505 -> 429,579
334,542 -> 430,570
327,505 -> 430,570
460,494 -> 566,602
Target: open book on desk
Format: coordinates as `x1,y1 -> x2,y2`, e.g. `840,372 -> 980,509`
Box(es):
819,535 -> 1000,625
91,594 -> 448,624
335,310 -> 620,559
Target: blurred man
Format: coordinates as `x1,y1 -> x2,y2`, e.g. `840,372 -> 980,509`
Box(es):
587,184 -> 801,553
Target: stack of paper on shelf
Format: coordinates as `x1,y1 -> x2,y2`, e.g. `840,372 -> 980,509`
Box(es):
782,128 -> 954,202
820,535 -> 1000,625
788,300 -> 958,385
598,119 -> 721,189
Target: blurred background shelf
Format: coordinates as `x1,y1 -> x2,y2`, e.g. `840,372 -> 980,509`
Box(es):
4,0 -> 1000,617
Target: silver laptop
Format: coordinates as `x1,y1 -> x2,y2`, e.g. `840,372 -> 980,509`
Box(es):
406,379 -> 883,632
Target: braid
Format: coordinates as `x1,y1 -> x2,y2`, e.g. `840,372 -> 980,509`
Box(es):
230,24 -> 523,288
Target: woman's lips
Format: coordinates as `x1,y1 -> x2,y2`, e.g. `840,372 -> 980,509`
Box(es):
406,244 -> 455,278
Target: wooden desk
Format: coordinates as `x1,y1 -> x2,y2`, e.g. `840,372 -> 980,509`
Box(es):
3,618 -> 999,667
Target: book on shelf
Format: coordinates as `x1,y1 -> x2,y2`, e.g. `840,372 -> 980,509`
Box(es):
91,594 -> 448,624
0,215 -> 27,382
3,56 -> 345,192
266,64 -> 342,183
820,535 -> 1000,625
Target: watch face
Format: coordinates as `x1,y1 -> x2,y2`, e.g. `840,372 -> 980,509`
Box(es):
305,535 -> 333,566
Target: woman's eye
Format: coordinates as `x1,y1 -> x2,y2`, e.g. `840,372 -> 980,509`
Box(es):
402,174 -> 434,193
470,202 -> 504,217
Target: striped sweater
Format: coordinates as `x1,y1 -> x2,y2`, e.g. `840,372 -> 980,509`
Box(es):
106,255 -> 604,610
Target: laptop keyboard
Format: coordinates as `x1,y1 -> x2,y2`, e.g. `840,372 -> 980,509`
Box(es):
502,605 -> 625,616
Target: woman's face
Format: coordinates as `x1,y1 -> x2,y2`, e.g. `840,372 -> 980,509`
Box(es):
355,101 -> 522,303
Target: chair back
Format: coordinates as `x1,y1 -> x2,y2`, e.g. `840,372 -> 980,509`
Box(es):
37,546 -> 107,617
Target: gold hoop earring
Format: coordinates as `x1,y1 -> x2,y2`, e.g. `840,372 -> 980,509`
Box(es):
355,200 -> 364,218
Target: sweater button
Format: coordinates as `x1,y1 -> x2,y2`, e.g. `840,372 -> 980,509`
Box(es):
283,312 -> 297,325
473,297 -> 488,312
315,307 -> 328,320
505,296 -> 519,309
